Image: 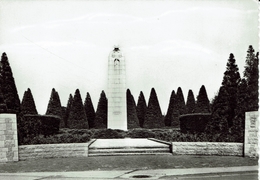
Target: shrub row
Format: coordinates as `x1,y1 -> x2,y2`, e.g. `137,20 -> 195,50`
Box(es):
21,133 -> 91,145
19,128 -> 243,145
18,114 -> 60,144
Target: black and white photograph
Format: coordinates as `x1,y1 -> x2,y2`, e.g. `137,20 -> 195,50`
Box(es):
0,0 -> 258,179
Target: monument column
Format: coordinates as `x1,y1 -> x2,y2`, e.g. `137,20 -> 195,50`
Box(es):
107,46 -> 127,130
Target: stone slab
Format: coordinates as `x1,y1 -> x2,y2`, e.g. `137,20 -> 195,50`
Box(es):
89,138 -> 169,149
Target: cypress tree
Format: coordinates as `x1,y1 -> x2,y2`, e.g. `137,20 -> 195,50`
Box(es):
68,89 -> 88,129
0,52 -> 20,113
221,53 -> 240,127
176,87 -> 187,115
0,88 -> 7,113
231,79 -> 247,137
143,88 -> 164,128
206,86 -> 229,133
60,106 -> 66,128
0,70 -> 7,113
64,94 -> 73,128
46,88 -> 62,118
231,46 -> 259,137
195,85 -> 210,113
84,92 -> 96,128
164,90 -> 176,126
126,89 -> 139,129
20,88 -> 38,115
95,90 -> 107,129
186,89 -> 196,114
136,91 -> 147,128
244,46 -> 259,111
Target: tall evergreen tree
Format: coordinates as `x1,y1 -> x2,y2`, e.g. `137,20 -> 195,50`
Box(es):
164,90 -> 176,126
84,92 -> 96,128
64,94 -> 73,128
0,71 -> 7,113
244,45 -> 259,111
195,85 -> 210,113
126,89 -> 139,129
46,88 -> 62,117
20,88 -> 38,115
221,53 -> 241,127
0,88 -> 7,113
60,106 -> 67,128
95,90 -> 107,129
143,88 -> 164,128
231,46 -> 259,138
186,89 -> 196,114
206,86 -> 229,133
136,91 -> 147,128
176,87 -> 187,115
68,89 -> 88,129
0,52 -> 20,113
231,79 -> 247,137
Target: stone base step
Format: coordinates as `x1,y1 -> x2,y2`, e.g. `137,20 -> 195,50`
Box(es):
89,148 -> 170,154
88,152 -> 172,157
88,138 -> 172,156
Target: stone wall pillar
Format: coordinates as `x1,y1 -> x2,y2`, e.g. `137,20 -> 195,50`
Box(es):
0,114 -> 18,162
244,111 -> 258,157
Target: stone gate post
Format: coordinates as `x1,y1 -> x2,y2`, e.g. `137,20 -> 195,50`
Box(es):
0,114 -> 18,162
244,111 -> 259,157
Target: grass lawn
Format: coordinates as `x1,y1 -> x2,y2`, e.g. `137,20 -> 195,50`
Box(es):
0,155 -> 258,173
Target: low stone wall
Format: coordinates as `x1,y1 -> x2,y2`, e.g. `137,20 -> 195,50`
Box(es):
172,142 -> 243,156
19,143 -> 89,160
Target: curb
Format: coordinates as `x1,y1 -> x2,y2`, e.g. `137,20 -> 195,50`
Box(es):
119,166 -> 259,179
0,166 -> 257,179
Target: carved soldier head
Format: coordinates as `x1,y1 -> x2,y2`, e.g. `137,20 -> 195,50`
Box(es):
114,45 -> 120,51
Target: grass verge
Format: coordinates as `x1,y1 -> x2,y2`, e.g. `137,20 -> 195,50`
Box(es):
0,155 -> 258,173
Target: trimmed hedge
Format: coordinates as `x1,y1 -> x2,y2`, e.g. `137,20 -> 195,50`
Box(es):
179,113 -> 211,133
21,133 -> 91,145
20,128 -> 243,145
22,114 -> 60,137
92,129 -> 126,139
126,129 -> 155,138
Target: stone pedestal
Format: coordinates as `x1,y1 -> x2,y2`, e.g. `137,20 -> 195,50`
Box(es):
244,111 -> 258,157
107,47 -> 127,130
0,114 -> 18,162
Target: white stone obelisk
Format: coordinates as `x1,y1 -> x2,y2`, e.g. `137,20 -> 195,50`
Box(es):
107,46 -> 127,130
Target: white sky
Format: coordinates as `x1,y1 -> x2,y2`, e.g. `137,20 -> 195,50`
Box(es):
0,0 -> 258,115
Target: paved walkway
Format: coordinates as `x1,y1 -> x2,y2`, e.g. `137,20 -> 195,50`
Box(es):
0,166 -> 258,179
89,138 -> 169,148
